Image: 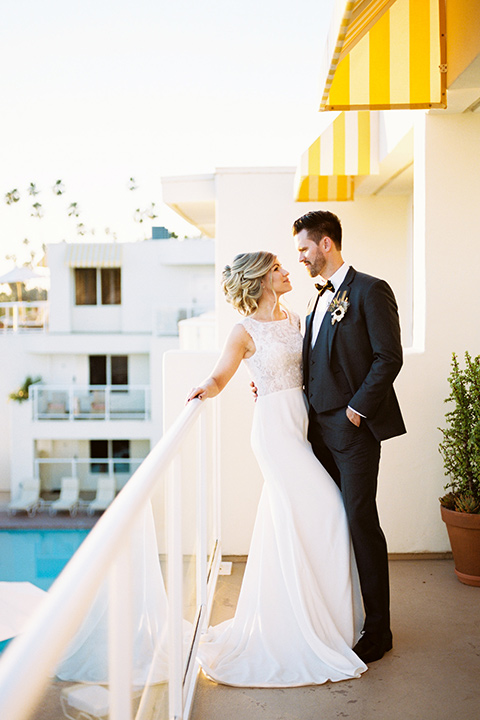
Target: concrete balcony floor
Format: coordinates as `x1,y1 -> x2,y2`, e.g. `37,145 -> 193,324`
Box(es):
191,558 -> 480,720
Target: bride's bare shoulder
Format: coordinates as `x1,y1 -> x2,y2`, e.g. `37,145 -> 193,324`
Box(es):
228,321 -> 256,357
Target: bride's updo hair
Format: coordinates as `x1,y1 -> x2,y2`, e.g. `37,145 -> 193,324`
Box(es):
222,251 -> 276,316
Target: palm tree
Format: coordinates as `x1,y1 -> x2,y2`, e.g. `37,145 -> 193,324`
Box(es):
5,189 -> 20,204
52,179 -> 65,195
31,203 -> 44,218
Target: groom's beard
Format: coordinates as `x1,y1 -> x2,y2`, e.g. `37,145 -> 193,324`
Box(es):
303,247 -> 327,278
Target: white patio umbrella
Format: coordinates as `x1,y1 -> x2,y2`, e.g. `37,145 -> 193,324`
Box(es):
0,581 -> 47,642
0,266 -> 49,301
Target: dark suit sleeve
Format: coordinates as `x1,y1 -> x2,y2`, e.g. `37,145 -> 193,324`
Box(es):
348,279 -> 403,418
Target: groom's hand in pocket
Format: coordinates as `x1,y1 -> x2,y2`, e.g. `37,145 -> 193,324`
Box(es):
346,407 -> 361,427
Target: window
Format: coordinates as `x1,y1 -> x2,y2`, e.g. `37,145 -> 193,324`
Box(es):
101,268 -> 121,305
111,356 -> 128,385
74,268 -> 121,306
113,439 -> 130,474
89,356 -> 128,386
90,439 -> 130,474
75,269 -> 97,305
90,439 -> 108,473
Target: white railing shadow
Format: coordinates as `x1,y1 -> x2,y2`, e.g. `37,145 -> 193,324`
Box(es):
0,397 -> 221,720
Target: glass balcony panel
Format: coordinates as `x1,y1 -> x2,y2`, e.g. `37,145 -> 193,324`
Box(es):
36,389 -> 70,418
109,387 -> 147,419
32,386 -> 149,421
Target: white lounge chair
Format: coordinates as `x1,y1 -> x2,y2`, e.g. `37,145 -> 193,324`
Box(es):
49,477 -> 80,517
60,684 -> 109,720
87,477 -> 116,515
60,683 -> 144,720
7,478 -> 42,517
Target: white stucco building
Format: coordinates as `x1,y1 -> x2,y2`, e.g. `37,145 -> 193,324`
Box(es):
0,233 -> 214,500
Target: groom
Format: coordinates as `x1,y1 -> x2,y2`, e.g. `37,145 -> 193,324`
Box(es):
293,210 -> 406,664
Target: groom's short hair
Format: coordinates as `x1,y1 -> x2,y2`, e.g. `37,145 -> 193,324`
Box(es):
292,211 -> 342,250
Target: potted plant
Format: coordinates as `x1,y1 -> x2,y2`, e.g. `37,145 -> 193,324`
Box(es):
439,352 -> 480,586
8,375 -> 42,403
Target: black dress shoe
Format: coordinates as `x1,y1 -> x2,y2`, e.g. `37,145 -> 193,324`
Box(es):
353,632 -> 393,663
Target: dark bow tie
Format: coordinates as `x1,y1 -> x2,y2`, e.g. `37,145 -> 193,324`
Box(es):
315,280 -> 335,297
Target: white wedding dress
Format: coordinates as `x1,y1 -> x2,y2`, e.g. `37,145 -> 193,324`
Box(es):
198,312 -> 367,687
55,504 -> 169,685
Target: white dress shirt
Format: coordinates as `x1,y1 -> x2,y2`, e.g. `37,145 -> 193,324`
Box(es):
310,263 -> 365,419
311,263 -> 350,347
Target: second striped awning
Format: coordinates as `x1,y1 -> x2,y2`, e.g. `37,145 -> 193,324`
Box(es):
320,0 -> 446,111
294,111 -> 379,202
65,243 -> 122,268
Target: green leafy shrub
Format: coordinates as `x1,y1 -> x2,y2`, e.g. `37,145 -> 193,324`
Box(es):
438,352 -> 480,513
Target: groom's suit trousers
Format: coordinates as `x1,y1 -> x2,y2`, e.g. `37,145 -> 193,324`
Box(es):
307,407 -> 389,636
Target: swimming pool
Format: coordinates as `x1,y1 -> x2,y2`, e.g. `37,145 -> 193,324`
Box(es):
0,529 -> 89,653
0,529 -> 89,591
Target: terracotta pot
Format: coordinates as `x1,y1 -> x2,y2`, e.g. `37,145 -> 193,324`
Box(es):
440,505 -> 480,586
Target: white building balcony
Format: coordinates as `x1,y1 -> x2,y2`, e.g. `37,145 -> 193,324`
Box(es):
30,385 -> 151,422
0,302 -> 48,333
34,455 -> 145,492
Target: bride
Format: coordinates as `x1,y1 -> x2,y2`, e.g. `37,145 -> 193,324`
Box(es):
187,251 -> 367,687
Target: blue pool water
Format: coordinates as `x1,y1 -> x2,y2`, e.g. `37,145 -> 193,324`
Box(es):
0,529 -> 89,591
0,529 -> 89,652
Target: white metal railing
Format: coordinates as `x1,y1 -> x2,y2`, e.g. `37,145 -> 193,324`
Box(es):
0,301 -> 48,332
30,384 -> 151,421
0,397 -> 221,720
34,457 -> 144,492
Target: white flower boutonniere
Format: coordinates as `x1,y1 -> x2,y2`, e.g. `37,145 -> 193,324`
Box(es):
328,291 -> 350,325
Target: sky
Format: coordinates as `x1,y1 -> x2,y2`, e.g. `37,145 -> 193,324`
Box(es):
0,0 -> 334,273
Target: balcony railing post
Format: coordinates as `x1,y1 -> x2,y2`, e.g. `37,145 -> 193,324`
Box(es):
213,401 -> 221,542
167,455 -> 184,719
108,536 -> 134,720
145,385 -> 150,420
32,386 -> 38,421
105,386 -> 111,421
69,386 -> 75,421
197,414 -> 207,608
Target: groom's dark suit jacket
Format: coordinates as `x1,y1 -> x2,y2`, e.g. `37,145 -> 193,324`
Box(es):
303,267 -> 406,442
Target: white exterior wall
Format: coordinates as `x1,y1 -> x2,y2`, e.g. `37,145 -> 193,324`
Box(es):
386,112 -> 480,552
165,137 -> 480,555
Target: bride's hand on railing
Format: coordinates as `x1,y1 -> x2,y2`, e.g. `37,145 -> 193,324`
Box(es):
186,386 -> 207,403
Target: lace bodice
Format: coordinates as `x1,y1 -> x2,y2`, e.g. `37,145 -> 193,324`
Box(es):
241,312 -> 303,396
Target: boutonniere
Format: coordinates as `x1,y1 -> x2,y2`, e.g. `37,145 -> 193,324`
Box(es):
328,291 -> 350,325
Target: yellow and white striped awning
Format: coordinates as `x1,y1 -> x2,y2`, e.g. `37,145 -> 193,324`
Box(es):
294,111 -> 379,202
65,243 -> 122,268
320,0 -> 446,111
